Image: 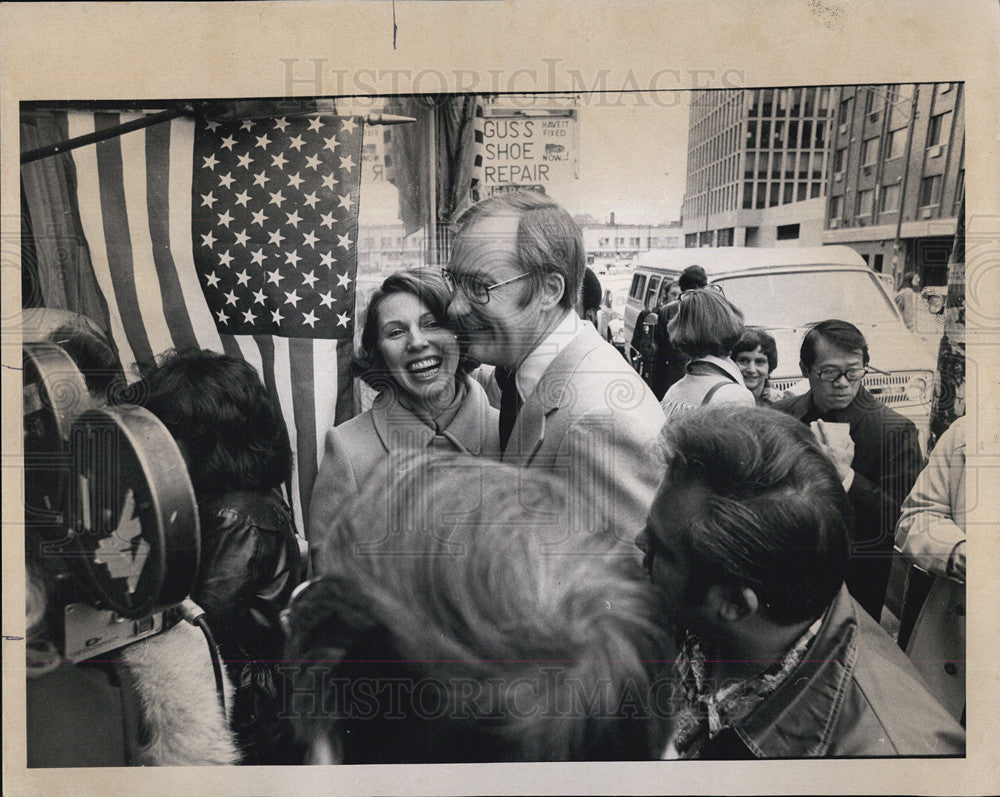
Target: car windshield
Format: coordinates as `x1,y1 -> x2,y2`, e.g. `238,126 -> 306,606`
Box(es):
715,269 -> 901,329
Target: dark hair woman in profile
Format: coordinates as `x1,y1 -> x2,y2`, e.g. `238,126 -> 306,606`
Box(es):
137,348 -> 301,764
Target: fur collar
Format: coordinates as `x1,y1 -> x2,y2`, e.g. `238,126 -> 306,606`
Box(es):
119,621 -> 240,765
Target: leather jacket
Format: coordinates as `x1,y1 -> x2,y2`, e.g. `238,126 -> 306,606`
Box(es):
193,489 -> 299,633
697,585 -> 965,758
193,489 -> 303,764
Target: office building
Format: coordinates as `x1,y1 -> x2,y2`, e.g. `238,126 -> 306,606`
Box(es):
823,83 -> 964,287
681,88 -> 836,248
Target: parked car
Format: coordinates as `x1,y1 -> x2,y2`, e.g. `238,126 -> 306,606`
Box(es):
623,246 -> 938,445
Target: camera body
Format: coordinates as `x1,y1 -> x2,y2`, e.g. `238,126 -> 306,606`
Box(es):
24,342 -> 199,662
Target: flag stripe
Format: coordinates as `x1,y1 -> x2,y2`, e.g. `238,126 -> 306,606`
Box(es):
335,338 -> 354,423
289,337 -> 318,530
93,114 -> 155,366
167,119 -> 225,353
312,337 -> 342,471
119,114 -> 177,357
269,335 -> 304,536
66,113 -> 139,375
218,332 -> 244,362
145,119 -> 200,352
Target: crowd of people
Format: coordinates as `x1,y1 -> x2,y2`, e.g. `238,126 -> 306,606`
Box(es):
25,190 -> 966,765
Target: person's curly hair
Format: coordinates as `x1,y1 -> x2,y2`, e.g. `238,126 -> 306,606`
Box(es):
135,349 -> 292,498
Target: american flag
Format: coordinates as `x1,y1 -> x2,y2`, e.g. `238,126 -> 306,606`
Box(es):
62,111 -> 364,538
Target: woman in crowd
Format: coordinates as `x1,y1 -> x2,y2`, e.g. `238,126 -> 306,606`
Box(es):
308,268 -> 499,543
731,327 -> 780,405
138,349 -> 301,764
659,288 -> 754,418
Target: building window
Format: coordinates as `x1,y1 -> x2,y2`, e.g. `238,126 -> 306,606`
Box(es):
919,174 -> 942,207
717,228 -> 734,247
862,137 -> 879,165
818,87 -> 831,112
803,88 -> 815,116
830,194 -> 844,218
743,182 -> 754,209
954,169 -> 965,215
755,182 -> 767,209
887,128 -> 906,159
891,84 -> 914,128
879,183 -> 901,213
863,87 -> 876,115
684,233 -> 698,248
838,98 -> 851,125
856,188 -> 874,216
927,112 -> 951,147
833,147 -> 846,172
810,182 -> 822,199
776,223 -> 800,240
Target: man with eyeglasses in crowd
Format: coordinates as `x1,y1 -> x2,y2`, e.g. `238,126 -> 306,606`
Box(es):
774,319 -> 922,621
444,190 -> 665,549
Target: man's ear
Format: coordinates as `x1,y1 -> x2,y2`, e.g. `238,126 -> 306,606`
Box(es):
716,585 -> 759,623
538,271 -> 566,310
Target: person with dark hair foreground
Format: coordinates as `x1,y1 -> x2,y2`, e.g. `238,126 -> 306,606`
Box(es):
730,327 -> 779,405
309,268 -> 498,544
286,454 -> 672,763
773,319 -> 921,620
636,405 -> 964,758
137,348 -> 300,763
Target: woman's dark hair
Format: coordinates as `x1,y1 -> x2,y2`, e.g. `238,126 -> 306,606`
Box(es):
136,349 -> 292,498
667,287 -> 744,358
353,268 -> 476,389
731,327 -> 778,375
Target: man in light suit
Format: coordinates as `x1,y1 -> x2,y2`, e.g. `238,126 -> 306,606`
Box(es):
444,191 -> 665,549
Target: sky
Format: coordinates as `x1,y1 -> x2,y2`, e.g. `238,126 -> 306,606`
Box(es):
351,91 -> 692,228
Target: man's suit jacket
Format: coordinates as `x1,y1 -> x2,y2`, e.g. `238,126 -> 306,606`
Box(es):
774,387 -> 922,619
502,324 -> 666,551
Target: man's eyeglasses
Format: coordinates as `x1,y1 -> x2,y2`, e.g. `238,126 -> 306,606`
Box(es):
441,269 -> 530,305
810,366 -> 869,383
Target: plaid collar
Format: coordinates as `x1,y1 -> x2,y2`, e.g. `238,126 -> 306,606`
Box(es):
668,617 -> 822,759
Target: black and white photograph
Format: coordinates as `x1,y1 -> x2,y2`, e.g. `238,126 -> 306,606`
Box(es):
3,2 -> 998,794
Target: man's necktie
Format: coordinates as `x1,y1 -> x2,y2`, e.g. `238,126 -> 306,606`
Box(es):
496,367 -> 522,453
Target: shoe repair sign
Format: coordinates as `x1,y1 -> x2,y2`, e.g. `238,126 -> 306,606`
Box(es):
483,107 -> 579,192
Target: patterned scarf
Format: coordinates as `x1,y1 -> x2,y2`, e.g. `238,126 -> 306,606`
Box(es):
667,618 -> 822,758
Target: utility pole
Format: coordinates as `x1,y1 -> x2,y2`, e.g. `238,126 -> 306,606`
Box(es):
892,85 -> 920,287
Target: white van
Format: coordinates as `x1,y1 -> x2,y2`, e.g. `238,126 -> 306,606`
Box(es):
623,246 -> 938,438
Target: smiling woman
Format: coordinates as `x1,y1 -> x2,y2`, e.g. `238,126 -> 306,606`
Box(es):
308,269 -> 500,546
